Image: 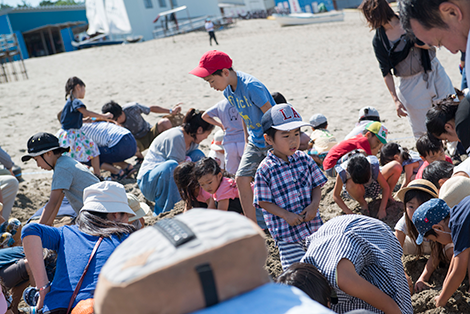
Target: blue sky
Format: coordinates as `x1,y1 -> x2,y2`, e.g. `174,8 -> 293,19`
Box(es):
2,0 -> 50,7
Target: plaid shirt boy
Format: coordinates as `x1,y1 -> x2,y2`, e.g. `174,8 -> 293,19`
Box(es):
254,150 -> 327,243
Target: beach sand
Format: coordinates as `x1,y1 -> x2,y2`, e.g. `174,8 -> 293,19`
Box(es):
1,10 -> 465,312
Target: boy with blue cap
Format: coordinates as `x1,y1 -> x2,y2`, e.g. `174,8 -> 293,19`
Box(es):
413,197 -> 470,307
254,104 -> 327,270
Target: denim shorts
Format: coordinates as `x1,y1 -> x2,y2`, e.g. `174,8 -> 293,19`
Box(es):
98,133 -> 137,164
235,142 -> 269,178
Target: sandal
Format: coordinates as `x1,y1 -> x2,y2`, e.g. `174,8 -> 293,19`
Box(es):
123,164 -> 137,177
110,170 -> 126,181
135,157 -> 144,166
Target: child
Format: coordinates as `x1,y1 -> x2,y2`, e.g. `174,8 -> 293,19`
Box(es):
415,134 -> 452,179
412,195 -> 470,307
190,50 -> 276,226
344,106 -> 381,140
254,104 -> 327,270
422,160 -> 454,189
323,121 -> 388,177
394,180 -> 451,293
21,132 -> 99,225
207,130 -> 226,171
101,100 -> 181,161
307,114 -> 337,168
57,77 -> 112,179
299,215 -> 413,313
202,99 -> 245,175
173,162 -> 214,211
332,152 -> 391,219
379,142 -> 423,188
194,157 -> 243,213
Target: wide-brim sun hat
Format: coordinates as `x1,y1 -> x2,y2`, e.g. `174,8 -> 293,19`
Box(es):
22,132 -> 69,162
395,179 -> 439,202
439,176 -> 470,208
80,181 -> 135,217
127,193 -> 151,222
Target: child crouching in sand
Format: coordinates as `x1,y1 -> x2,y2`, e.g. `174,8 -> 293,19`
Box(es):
174,162 -> 214,211
380,142 -> 423,188
194,157 -> 243,213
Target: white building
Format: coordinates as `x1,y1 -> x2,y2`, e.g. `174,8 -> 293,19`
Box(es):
219,0 -> 275,17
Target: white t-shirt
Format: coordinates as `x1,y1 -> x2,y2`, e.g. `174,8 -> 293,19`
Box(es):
453,156 -> 470,177
394,214 -> 408,234
344,120 -> 374,140
205,21 -> 214,32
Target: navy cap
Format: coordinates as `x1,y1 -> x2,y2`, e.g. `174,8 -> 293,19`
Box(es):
412,198 -> 450,245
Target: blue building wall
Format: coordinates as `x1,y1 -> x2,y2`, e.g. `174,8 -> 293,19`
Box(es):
8,9 -> 86,33
14,30 -> 28,59
60,27 -> 75,53
0,15 -> 12,34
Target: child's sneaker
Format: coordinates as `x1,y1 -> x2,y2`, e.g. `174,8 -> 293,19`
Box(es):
0,232 -> 14,248
23,286 -> 39,307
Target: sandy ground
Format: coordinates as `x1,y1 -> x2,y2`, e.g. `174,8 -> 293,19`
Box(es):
0,10 -> 465,313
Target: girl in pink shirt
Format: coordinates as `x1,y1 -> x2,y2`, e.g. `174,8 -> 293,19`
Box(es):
194,157 -> 243,213
174,162 -> 214,211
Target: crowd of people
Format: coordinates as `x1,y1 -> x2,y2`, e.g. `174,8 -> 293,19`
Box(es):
1,0 -> 470,312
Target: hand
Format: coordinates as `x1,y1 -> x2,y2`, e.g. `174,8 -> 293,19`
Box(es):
104,112 -> 114,119
300,206 -> 317,222
8,168 -> 14,177
172,104 -> 182,115
377,209 -> 387,220
395,100 -> 408,118
37,285 -> 51,310
435,294 -> 447,307
284,212 -> 304,226
415,279 -> 432,293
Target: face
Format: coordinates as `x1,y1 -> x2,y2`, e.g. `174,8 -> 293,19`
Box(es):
265,128 -> 300,161
107,212 -> 129,223
203,72 -> 229,92
424,149 -> 446,164
433,121 -> 459,142
74,84 -> 86,99
367,133 -> 383,154
194,129 -> 212,144
33,152 -> 53,170
425,221 -> 452,245
198,172 -> 222,194
405,197 -> 421,220
116,112 -> 126,124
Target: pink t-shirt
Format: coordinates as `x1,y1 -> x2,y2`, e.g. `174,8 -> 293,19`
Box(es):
196,187 -> 212,203
415,155 -> 452,179
214,177 -> 239,202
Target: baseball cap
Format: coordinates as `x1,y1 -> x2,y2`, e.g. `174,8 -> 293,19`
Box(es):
80,181 -> 136,217
412,198 -> 450,245
189,50 -> 233,78
309,113 -> 328,128
210,130 -> 224,151
127,193 -> 151,222
439,176 -> 470,208
395,179 -> 438,202
262,104 -> 312,133
22,132 -> 69,162
365,121 -> 388,144
358,106 -> 380,121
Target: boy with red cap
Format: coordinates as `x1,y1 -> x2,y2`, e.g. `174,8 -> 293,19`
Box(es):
190,50 -> 276,227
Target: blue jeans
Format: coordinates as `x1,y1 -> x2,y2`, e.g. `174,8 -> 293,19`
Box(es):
98,134 -> 137,164
138,149 -> 205,215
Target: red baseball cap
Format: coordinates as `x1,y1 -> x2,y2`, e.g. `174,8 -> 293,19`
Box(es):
189,50 -> 233,77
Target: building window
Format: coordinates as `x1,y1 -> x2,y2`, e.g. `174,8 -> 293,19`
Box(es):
144,0 -> 153,8
158,0 -> 167,7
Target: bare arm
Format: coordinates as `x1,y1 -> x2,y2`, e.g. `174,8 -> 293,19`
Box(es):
23,235 -> 50,310
337,258 -> 402,314
395,230 -> 406,248
201,112 -> 225,131
403,163 -> 416,188
436,249 -> 470,307
415,254 -> 439,292
207,197 -> 216,209
259,101 -> 272,114
333,175 -> 353,215
217,199 -> 230,211
77,107 -> 113,120
149,103 -> 182,115
39,190 -> 64,226
258,201 -> 304,226
300,185 -> 321,222
383,74 -> 407,118
241,119 -> 248,144
376,172 -> 390,219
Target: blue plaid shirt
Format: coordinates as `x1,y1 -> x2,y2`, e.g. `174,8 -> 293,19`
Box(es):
254,150 -> 327,243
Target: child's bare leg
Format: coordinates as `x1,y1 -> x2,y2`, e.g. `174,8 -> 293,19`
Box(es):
236,176 -> 256,222
135,148 -> 144,160
90,156 -> 101,176
298,132 -> 310,151
345,180 -> 367,209
381,161 -> 402,193
311,155 -> 322,167
101,163 -> 120,175
114,161 -> 130,169
157,118 -> 173,133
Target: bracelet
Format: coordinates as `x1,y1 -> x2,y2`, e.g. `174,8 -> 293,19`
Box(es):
91,117 -> 96,121
38,282 -> 51,291
169,109 -> 173,114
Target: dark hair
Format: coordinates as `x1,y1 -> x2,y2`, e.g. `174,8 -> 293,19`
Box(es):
426,96 -> 459,137
194,157 -> 222,181
347,155 -> 371,184
102,100 -> 123,120
173,162 -> 199,210
423,214 -> 451,267
264,127 -> 278,139
65,76 -> 85,100
211,67 -> 234,76
182,109 -> 215,139
359,0 -> 397,29
422,160 -> 454,189
416,134 -> 443,157
76,210 -> 136,238
379,142 -> 411,166
52,147 -> 70,156
272,92 -> 287,104
277,262 -> 334,307
314,122 -> 328,130
404,189 -> 434,257
399,0 -> 449,34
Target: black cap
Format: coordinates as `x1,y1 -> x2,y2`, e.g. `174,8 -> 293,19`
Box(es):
21,132 -> 67,162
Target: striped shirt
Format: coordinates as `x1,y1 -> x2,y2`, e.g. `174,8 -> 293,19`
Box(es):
80,122 -> 130,148
301,215 -> 413,314
254,150 -> 327,243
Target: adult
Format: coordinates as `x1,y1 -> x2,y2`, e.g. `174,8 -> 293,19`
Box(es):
0,147 -> 18,223
22,181 -> 136,313
205,18 -> 219,46
136,109 -> 214,215
359,0 -> 455,140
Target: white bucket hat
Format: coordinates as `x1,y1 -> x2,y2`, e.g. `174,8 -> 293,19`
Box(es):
439,176 -> 470,208
127,194 -> 151,222
80,181 -> 135,217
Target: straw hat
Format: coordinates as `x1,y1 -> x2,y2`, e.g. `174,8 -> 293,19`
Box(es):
395,179 -> 439,202
439,176 -> 470,208
127,194 -> 151,222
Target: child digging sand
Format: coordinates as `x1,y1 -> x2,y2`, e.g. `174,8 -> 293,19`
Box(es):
379,142 -> 423,188
254,104 -> 327,270
190,50 -> 276,228
307,113 -> 337,168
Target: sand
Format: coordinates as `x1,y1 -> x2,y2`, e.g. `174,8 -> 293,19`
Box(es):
0,9 -> 465,313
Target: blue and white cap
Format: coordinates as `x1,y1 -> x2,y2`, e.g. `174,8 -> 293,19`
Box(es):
412,198 -> 450,245
262,103 -> 312,133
